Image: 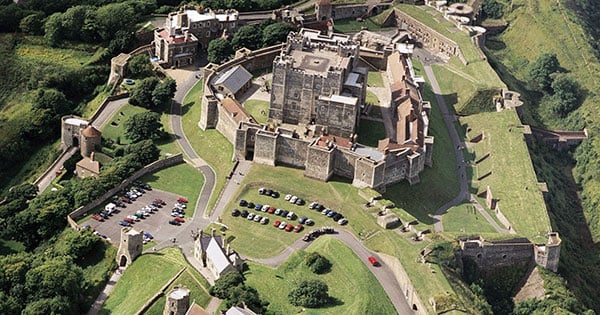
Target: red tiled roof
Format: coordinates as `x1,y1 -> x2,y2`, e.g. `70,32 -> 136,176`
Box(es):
221,97 -> 251,123
82,126 -> 101,138
316,135 -> 352,149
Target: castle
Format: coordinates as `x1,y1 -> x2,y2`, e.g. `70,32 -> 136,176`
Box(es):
61,115 -> 102,178
200,28 -> 433,190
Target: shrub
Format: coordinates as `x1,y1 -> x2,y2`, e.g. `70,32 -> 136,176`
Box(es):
304,252 -> 332,274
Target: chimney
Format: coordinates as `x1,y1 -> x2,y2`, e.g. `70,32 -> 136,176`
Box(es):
185,30 -> 191,41
211,228 -> 216,237
222,233 -> 227,250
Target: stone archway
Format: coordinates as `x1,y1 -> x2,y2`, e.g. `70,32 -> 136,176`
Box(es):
72,136 -> 79,147
119,255 -> 128,267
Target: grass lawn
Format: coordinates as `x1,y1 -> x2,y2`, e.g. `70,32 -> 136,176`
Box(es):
367,71 -> 384,88
243,99 -> 270,124
81,90 -> 111,118
357,119 -> 386,147
382,75 -> 460,228
143,269 -> 212,315
139,163 -> 204,217
221,165 -> 383,258
244,237 -> 396,315
181,80 -> 234,214
459,110 -> 551,240
100,103 -> 147,144
333,17 -> 388,33
101,247 -> 210,315
442,203 -> 497,234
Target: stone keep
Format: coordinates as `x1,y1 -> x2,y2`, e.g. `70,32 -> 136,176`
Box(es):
164,286 -> 190,315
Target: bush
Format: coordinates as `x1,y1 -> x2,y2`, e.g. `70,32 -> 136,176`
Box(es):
288,279 -> 330,308
304,252 -> 332,274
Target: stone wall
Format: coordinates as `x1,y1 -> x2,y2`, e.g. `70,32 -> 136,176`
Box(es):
457,237 -> 534,272
379,252 -> 429,314
275,135 -> 308,168
304,145 -> 334,181
67,154 -> 184,227
331,4 -> 369,20
216,103 -> 240,143
253,130 -> 277,166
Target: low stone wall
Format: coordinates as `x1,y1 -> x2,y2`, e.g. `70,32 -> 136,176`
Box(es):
494,205 -> 512,231
68,154 -> 184,228
379,252 -> 429,314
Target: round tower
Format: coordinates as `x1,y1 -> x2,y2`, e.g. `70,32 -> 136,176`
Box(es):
163,286 -> 190,315
80,125 -> 102,158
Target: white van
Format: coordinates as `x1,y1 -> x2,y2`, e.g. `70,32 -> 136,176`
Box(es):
105,203 -> 116,215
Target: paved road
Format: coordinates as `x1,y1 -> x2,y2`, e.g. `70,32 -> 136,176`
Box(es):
423,64 -> 512,234
34,147 -> 79,193
91,98 -> 129,129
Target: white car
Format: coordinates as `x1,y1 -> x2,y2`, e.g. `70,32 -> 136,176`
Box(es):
254,215 -> 262,222
290,196 -> 298,203
247,213 -> 255,220
278,221 -> 287,229
261,204 -> 270,212
260,217 -> 269,224
286,211 -> 295,220
285,194 -> 292,201
337,218 -> 348,225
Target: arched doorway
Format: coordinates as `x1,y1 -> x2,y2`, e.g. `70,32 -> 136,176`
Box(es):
119,255 -> 128,267
72,136 -> 79,147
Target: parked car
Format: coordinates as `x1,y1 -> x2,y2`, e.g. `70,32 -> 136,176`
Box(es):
279,221 -> 287,229
255,204 -> 263,211
274,208 -> 282,215
305,219 -> 315,226
92,214 -> 104,221
309,202 -> 318,209
258,187 -> 266,195
286,211 -> 296,220
169,220 -> 180,226
368,256 -> 379,266
289,196 -> 298,204
322,209 -> 330,215
261,204 -> 270,212
294,224 -> 303,233
232,209 -> 241,217
338,218 -> 348,225
260,217 -> 269,225
247,202 -> 255,209
295,198 -> 305,206
253,215 -> 262,222
239,200 -> 248,207
247,213 -> 255,220
285,194 -> 292,201
241,210 -> 249,218
119,221 -> 131,227
271,191 -> 280,198
299,216 -> 308,224
177,197 -> 188,203
316,204 -> 325,211
280,210 -> 289,217
143,232 -> 154,239
284,223 -> 294,232
115,201 -> 126,208
120,196 -> 131,204
174,216 -> 185,223
267,207 -> 276,214
175,202 -> 187,209
332,213 -> 343,221
265,189 -> 273,196
154,198 -> 166,205
273,220 -> 281,228
123,217 -> 134,224
327,211 -> 337,218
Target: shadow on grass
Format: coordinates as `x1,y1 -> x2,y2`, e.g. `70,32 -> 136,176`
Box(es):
320,295 -> 345,308
181,101 -> 195,116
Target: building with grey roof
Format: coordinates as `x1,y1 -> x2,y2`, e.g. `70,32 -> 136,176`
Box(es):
211,65 -> 253,99
193,229 -> 243,280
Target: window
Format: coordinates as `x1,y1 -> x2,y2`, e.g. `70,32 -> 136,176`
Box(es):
206,31 -> 210,37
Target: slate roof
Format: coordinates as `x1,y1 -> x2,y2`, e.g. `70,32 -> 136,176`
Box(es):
213,65 -> 252,95
206,237 -> 231,274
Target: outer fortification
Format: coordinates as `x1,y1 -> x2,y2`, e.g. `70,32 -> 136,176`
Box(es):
200,29 -> 433,191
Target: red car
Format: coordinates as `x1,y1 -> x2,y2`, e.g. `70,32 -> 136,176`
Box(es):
177,197 -> 188,203
174,216 -> 185,223
293,224 -> 303,233
285,223 -> 294,232
267,207 -> 276,214
273,220 -> 281,228
154,198 -> 166,205
92,214 -> 104,222
123,217 -> 134,224
368,256 -> 379,266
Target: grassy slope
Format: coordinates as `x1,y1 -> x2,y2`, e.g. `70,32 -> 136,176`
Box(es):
443,203 -> 498,234
244,237 -> 396,314
101,247 -> 211,315
143,269 -> 212,315
139,163 -> 204,217
181,80 -> 233,214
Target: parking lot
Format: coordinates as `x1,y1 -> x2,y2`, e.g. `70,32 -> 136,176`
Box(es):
85,188 -> 190,246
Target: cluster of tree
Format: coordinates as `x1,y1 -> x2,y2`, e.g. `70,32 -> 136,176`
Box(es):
481,0 -> 504,19
529,53 -> 582,117
209,272 -> 268,313
200,0 -> 295,12
304,252 -> 331,274
129,77 -> 177,109
127,54 -> 155,79
0,140 -> 159,249
125,112 -> 165,142
208,21 -> 297,63
288,279 -> 331,308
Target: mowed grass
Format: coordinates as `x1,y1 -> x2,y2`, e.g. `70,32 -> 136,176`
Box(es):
357,119 -> 386,147
459,110 -> 551,239
367,71 -> 384,88
181,80 -> 234,214
139,163 -> 204,217
100,103 -> 147,144
143,269 -> 212,315
244,237 -> 396,315
221,165 -> 383,258
243,99 -> 270,124
383,71 -> 460,228
100,250 -> 183,315
364,231 -> 453,314
442,203 -> 497,234
333,17 -> 386,33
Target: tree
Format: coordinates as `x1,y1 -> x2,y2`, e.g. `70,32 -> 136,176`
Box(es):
25,256 -> 84,301
95,3 -> 136,42
529,53 -> 560,91
304,252 -> 332,274
124,112 -> 163,142
207,38 -> 234,64
19,12 -> 46,35
44,13 -> 64,47
232,25 -> 263,51
54,229 -> 100,261
482,0 -> 503,19
125,139 -> 160,165
210,271 -> 245,298
550,74 -> 581,117
151,78 -> 177,109
127,54 -> 154,78
32,88 -> 71,117
21,296 -> 71,315
129,77 -> 159,107
262,22 -> 297,46
288,279 -> 330,308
